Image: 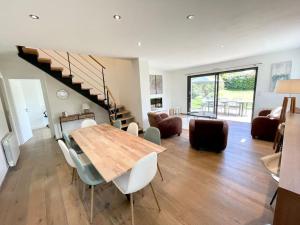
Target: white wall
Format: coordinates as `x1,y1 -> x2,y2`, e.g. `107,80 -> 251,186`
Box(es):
44,75 -> 110,137
165,47 -> 300,116
130,60 -> 171,130
0,88 -> 9,186
117,59 -> 144,127
8,79 -> 33,144
149,67 -> 172,112
138,59 -> 150,128
19,79 -> 47,129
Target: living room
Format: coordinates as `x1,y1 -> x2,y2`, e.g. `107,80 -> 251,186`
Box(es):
0,1 -> 300,225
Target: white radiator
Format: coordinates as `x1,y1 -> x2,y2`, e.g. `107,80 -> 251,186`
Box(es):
1,132 -> 20,167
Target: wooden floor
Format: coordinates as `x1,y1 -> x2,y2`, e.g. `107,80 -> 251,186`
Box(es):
0,122 -> 275,225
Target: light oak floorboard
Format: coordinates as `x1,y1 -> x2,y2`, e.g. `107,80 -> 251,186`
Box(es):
0,122 -> 275,225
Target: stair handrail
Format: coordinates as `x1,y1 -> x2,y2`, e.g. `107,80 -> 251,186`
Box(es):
19,46 -> 111,108
67,52 -> 72,76
56,51 -> 104,88
88,55 -> 106,69
106,87 -> 118,121
89,55 -> 107,101
106,87 -> 116,104
39,49 -> 104,95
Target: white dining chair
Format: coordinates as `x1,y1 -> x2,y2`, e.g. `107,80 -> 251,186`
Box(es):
58,140 -> 91,183
127,122 -> 139,136
81,119 -> 97,128
113,152 -> 161,225
69,149 -> 104,223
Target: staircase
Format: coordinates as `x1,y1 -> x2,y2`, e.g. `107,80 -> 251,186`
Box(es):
17,46 -> 142,131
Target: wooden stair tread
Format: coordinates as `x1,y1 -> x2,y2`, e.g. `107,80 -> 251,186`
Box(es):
112,116 -> 134,122
121,123 -> 130,129
109,105 -> 123,111
38,58 -> 51,64
51,67 -> 64,71
22,47 -> 39,55
110,110 -> 130,116
72,81 -> 83,84
91,93 -> 101,96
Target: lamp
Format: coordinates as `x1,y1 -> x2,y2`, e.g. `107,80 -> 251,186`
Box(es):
82,103 -> 90,113
274,79 -> 300,118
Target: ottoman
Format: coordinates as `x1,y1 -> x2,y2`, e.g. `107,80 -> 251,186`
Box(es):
189,119 -> 228,151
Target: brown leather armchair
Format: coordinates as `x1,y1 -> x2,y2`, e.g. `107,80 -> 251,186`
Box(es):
147,112 -> 182,138
189,119 -> 228,151
251,109 -> 280,141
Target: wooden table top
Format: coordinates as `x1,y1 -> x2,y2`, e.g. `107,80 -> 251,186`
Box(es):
279,113 -> 300,194
71,124 -> 166,182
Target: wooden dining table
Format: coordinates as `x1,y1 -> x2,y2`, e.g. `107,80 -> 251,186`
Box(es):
71,124 -> 166,182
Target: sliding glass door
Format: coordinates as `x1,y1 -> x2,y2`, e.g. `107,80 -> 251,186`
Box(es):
187,67 -> 258,123
187,74 -> 218,118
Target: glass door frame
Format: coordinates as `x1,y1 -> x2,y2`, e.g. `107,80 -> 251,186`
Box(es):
187,73 -> 219,119
187,67 -> 258,120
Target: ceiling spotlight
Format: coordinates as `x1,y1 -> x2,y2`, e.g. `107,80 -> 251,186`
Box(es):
137,42 -> 142,47
186,15 -> 195,20
113,14 -> 122,20
29,14 -> 39,19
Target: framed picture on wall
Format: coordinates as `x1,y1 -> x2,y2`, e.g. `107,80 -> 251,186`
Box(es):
149,75 -> 163,94
156,75 -> 163,94
270,61 -> 292,91
150,75 -> 156,95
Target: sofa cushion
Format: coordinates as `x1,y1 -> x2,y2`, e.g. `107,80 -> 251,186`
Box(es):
148,112 -> 161,127
268,106 -> 282,119
147,112 -> 182,138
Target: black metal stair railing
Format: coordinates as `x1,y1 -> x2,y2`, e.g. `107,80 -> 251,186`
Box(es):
89,55 -> 118,122
17,46 -> 120,118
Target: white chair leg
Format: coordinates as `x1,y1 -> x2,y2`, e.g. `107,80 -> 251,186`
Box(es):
150,182 -> 161,212
90,185 -> 94,223
130,193 -> 134,225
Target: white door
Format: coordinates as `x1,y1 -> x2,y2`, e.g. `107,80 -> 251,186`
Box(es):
9,79 -> 33,144
20,80 -> 48,129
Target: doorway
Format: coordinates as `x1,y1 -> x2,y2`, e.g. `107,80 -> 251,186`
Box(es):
8,79 -> 49,144
187,67 -> 257,123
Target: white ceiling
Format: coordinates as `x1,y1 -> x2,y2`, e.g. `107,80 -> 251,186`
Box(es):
1,0 -> 300,70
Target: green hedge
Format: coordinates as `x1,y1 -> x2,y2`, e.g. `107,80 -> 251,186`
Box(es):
222,75 -> 255,90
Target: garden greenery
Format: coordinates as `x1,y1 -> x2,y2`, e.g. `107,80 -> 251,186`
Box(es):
222,74 -> 255,90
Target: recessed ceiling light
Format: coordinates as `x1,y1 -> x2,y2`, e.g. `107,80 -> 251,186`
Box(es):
113,14 -> 122,20
137,42 -> 142,47
29,14 -> 39,20
186,15 -> 195,20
